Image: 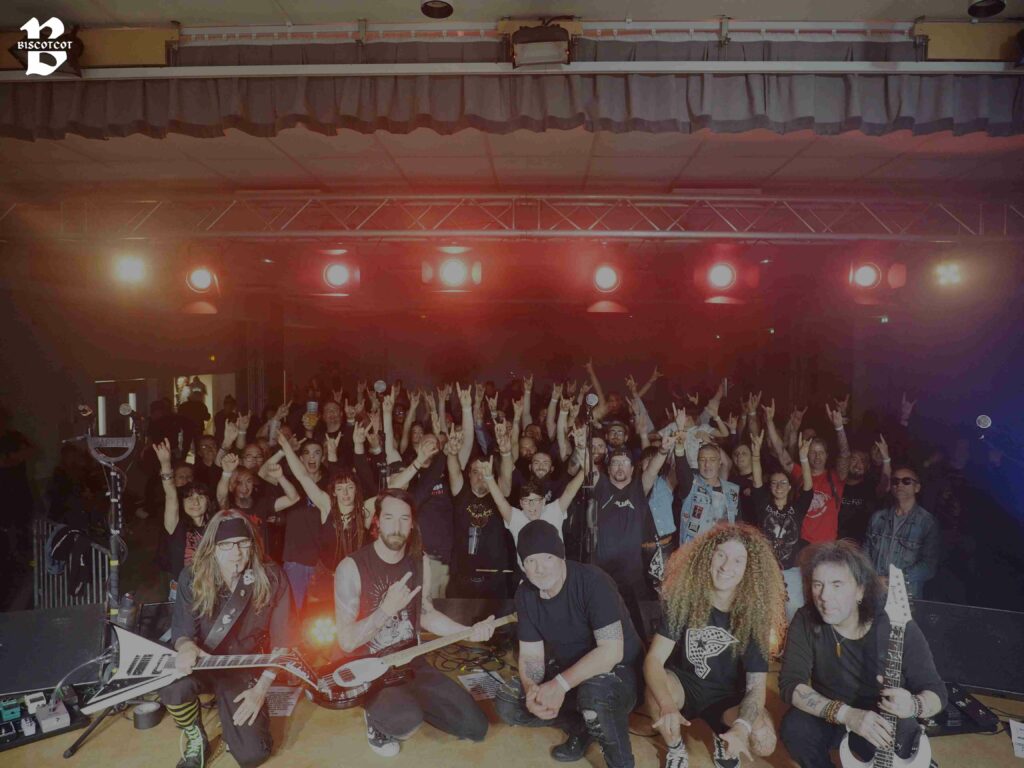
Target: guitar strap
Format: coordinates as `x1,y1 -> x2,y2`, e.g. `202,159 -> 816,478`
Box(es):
202,568 -> 256,652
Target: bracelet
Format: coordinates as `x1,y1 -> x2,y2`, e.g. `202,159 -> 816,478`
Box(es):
222,470 -> 234,478
912,694 -> 923,719
836,704 -> 850,724
823,699 -> 843,725
412,462 -> 422,471
658,449 -> 670,455
555,674 -> 571,693
160,472 -> 173,481
882,458 -> 892,464
733,718 -> 752,736
835,425 -> 845,432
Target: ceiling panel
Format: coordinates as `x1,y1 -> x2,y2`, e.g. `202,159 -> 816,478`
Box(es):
102,159 -> 229,181
696,130 -> 816,158
801,130 -> 934,158
301,155 -> 405,182
167,130 -> 279,160
0,138 -> 96,164
60,133 -> 190,161
493,155 -> 589,181
592,131 -> 703,157
769,157 -> 889,180
269,127 -> 386,158
587,156 -> 688,182
376,128 -> 489,158
200,156 -> 316,182
487,128 -> 593,157
678,155 -> 792,180
864,154 -> 985,179
394,156 -> 496,184
914,131 -> 1024,156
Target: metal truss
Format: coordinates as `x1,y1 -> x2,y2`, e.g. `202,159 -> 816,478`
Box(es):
2,193 -> 1023,244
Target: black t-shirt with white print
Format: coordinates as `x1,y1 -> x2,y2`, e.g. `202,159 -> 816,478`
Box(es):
592,473 -> 657,593
750,486 -> 813,570
657,606 -> 768,706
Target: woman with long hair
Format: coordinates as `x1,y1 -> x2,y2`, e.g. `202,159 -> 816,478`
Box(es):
750,429 -> 814,621
159,510 -> 292,768
644,523 -> 786,768
154,438 -> 211,602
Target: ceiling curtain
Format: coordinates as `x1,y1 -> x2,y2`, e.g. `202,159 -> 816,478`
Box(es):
2,40 -> 1021,140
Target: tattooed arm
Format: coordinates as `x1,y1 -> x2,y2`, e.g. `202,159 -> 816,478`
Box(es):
737,672 -> 768,724
791,683 -> 832,717
557,621 -> 624,689
334,559 -> 388,653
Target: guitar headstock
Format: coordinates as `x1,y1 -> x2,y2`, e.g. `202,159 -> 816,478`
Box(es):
883,565 -> 913,628
271,649 -> 317,688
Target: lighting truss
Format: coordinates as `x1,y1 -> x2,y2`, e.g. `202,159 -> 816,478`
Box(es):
1,193 -> 1023,244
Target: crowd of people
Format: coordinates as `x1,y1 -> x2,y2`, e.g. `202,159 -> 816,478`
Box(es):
19,362 -> 1024,768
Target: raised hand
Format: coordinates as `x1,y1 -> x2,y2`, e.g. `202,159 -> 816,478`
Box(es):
834,393 -> 851,416
567,399 -> 581,425
650,364 -> 663,381
416,437 -> 439,465
660,430 -> 679,453
565,379 -> 579,396
584,358 -> 594,373
481,456 -> 495,479
761,398 -> 776,422
523,374 -> 533,394
512,397 -> 524,422
495,421 -> 512,454
456,382 -> 472,410
379,572 -> 422,618
274,400 -> 292,422
352,421 -> 366,446
344,398 -> 357,421
486,393 -> 499,418
686,392 -> 700,407
625,375 -> 638,396
798,432 -> 812,462
236,411 -> 251,433
325,432 -> 341,460
551,382 -> 563,402
409,389 -> 422,413
825,402 -> 844,430
559,396 -> 572,414
153,438 -> 173,469
874,434 -> 890,463
672,402 -> 687,431
750,429 -> 764,455
382,390 -> 395,415
725,413 -> 738,433
264,462 -> 283,483
223,421 -> 240,449
900,392 -> 916,423
444,425 -> 463,456
221,451 -> 240,474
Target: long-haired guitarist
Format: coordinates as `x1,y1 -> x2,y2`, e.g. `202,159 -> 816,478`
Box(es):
160,510 -> 292,768
333,488 -> 498,758
779,540 -> 948,767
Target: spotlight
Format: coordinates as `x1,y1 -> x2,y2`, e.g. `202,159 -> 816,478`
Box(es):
114,255 -> 146,284
323,263 -> 351,288
438,245 -> 471,255
421,0 -> 454,19
968,0 -> 1005,18
935,262 -> 963,286
850,263 -> 882,289
708,262 -> 737,290
439,258 -> 469,288
306,615 -> 337,647
186,267 -> 215,293
593,265 -> 620,293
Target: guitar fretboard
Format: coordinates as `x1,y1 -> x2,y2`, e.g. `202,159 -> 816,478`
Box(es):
195,654 -> 277,670
874,624 -> 906,768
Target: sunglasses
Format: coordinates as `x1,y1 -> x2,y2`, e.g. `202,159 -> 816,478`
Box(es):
891,477 -> 918,487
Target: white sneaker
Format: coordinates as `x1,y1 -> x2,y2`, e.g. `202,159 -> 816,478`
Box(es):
665,740 -> 689,768
364,712 -> 400,758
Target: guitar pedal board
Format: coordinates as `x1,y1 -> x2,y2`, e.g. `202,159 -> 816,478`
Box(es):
926,682 -> 1001,736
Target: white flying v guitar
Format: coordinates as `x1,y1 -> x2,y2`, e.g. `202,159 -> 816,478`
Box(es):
82,625 -> 317,714
838,565 -> 932,768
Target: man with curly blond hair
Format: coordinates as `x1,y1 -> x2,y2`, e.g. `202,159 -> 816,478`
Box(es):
643,523 -> 787,768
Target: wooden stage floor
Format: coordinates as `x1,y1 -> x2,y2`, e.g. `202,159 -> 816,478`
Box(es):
5,666 -> 1022,768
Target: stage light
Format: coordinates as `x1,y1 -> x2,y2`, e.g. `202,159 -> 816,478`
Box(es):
439,258 -> 469,288
594,265 -> 620,293
113,255 -> 146,284
880,315 -> 890,324
850,263 -> 882,289
936,262 -> 963,286
187,267 -> 215,293
323,263 -> 351,288
968,0 -> 1005,18
307,616 -> 337,647
708,263 -> 737,290
438,245 -> 471,255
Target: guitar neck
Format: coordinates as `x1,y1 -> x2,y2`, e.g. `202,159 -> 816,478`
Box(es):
194,653 -> 278,671
874,624 -> 907,768
381,613 -> 517,669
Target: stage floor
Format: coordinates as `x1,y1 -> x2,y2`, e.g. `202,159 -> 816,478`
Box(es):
5,668 -> 1022,768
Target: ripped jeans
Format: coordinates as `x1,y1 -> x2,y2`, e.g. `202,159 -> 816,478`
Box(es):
495,663 -> 638,768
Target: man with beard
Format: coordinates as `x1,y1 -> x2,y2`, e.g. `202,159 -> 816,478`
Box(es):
335,489 -> 498,758
315,399 -> 351,468
675,440 -> 740,548
837,438 -> 892,545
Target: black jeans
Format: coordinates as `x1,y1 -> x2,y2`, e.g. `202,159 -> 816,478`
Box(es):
495,663 -> 639,768
363,659 -> 489,742
160,671 -> 272,768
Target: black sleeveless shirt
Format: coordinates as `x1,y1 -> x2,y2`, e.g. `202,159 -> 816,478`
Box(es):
348,543 -> 423,659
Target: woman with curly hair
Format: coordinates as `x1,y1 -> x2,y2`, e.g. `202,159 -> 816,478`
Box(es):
644,523 -> 786,768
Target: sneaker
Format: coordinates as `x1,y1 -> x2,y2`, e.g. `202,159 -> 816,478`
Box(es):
551,733 -> 593,762
712,734 -> 740,768
664,740 -> 689,768
364,712 -> 400,758
176,723 -> 208,768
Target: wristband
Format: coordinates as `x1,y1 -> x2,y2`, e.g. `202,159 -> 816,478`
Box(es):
836,704 -> 850,724
555,674 -> 571,693
160,472 -> 173,481
835,425 -> 845,432
733,718 -> 752,736
412,462 -> 422,471
912,695 -> 923,719
221,470 -> 234,478
882,458 -> 892,464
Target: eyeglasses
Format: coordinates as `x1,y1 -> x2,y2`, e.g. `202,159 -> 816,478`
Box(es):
769,480 -> 791,487
891,477 -> 917,487
216,540 -> 253,553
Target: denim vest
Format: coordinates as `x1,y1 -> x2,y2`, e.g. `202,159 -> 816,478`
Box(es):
680,475 -> 739,545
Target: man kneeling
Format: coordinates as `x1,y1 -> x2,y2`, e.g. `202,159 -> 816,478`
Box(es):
495,520 -> 643,768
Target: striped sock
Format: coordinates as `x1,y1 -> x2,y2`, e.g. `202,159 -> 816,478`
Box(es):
166,700 -> 200,729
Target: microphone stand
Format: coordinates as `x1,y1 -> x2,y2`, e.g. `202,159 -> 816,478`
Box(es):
581,403 -> 598,564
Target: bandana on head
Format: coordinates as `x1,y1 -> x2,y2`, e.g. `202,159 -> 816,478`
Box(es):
214,516 -> 252,543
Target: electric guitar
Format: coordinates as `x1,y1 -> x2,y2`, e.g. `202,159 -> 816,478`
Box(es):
838,565 -> 932,768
